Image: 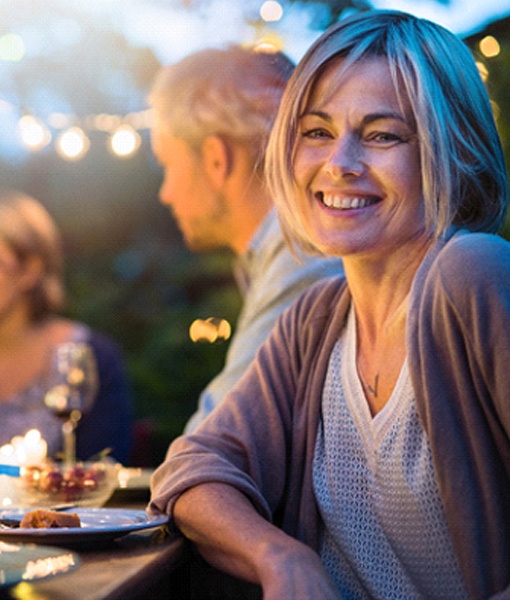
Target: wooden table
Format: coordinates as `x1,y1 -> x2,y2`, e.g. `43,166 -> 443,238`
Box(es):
0,492 -> 187,600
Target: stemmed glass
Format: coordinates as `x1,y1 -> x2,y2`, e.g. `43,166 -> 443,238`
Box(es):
44,342 -> 99,466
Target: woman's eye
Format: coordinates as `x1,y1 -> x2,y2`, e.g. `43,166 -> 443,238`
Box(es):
366,131 -> 403,144
301,128 -> 332,140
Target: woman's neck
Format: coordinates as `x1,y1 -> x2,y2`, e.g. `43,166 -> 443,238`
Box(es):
343,235 -> 432,339
0,304 -> 36,353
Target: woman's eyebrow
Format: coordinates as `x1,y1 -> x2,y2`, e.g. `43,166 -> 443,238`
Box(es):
361,112 -> 407,125
299,110 -> 408,125
298,110 -> 331,122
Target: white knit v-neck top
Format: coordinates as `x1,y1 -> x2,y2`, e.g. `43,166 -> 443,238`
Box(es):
313,306 -> 467,599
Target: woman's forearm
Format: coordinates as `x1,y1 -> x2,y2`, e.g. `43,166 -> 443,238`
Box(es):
173,482 -> 341,599
174,483 -> 339,600
174,482 -> 294,583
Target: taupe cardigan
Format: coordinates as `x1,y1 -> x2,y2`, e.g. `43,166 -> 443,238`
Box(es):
151,229 -> 510,599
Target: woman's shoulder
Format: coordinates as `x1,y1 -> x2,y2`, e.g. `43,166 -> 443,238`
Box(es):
49,320 -> 125,365
434,231 -> 510,278
426,231 -> 510,299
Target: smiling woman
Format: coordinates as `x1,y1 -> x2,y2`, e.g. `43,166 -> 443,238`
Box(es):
149,10 -> 510,600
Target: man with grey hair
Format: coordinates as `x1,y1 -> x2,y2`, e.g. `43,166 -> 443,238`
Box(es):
149,45 -> 343,433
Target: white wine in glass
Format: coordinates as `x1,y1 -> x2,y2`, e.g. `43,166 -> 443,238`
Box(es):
44,342 -> 99,466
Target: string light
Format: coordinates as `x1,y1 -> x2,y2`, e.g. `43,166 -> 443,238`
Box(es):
109,124 -> 141,158
4,99 -> 152,161
56,126 -> 90,161
260,1 -> 283,23
18,116 -> 52,150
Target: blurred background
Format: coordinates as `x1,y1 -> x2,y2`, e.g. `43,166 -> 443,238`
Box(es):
1,0 -> 509,465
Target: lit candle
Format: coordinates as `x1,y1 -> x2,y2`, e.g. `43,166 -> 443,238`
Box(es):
12,429 -> 47,466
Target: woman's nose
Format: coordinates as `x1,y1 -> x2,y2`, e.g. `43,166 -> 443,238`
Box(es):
324,137 -> 363,178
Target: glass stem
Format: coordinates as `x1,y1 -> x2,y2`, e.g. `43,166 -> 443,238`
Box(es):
62,419 -> 76,466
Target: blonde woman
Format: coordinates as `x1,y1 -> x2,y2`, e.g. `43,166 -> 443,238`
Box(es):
150,11 -> 509,599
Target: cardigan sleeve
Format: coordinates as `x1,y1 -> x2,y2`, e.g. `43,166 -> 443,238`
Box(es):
149,276 -> 348,546
149,297 -> 302,525
409,232 -> 510,599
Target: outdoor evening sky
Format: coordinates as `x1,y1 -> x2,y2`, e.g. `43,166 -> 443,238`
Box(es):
117,0 -> 510,64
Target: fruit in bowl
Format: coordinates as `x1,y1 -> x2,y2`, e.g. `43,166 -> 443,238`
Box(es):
16,459 -> 120,508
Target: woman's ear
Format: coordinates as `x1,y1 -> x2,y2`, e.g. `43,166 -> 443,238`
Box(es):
201,135 -> 233,188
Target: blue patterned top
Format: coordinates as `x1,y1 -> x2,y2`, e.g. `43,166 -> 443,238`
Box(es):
0,323 -> 132,463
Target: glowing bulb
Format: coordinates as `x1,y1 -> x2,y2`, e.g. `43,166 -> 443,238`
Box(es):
18,116 -> 51,150
189,318 -> 231,343
479,36 -> 500,58
476,61 -> 489,82
0,33 -> 25,62
260,1 -> 283,22
254,34 -> 283,53
110,125 -> 141,157
56,127 -> 90,160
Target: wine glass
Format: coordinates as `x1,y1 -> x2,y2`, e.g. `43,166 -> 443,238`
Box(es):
44,342 -> 99,466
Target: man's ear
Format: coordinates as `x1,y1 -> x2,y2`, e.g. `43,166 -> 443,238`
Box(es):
201,135 -> 232,188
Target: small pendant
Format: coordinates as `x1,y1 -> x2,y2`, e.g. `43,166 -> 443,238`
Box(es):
366,373 -> 379,397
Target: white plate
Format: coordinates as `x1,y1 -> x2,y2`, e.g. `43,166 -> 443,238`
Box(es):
0,508 -> 168,546
0,541 -> 80,587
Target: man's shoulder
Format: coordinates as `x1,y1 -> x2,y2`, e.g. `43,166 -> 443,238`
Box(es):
252,212 -> 343,279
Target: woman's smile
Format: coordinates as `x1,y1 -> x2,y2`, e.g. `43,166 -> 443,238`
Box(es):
315,191 -> 382,211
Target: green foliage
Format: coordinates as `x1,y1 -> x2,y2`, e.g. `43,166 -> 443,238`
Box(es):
465,30 -> 510,239
63,229 -> 242,465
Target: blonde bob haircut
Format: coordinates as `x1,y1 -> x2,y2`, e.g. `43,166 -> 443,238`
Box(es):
266,10 -> 509,255
0,191 -> 65,321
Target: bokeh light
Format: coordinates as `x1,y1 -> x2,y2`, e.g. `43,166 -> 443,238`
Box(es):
0,33 -> 25,62
479,35 -> 500,57
190,318 -> 232,344
56,127 -> 90,161
260,1 -> 284,22
18,116 -> 52,150
476,60 -> 489,81
109,124 -> 141,157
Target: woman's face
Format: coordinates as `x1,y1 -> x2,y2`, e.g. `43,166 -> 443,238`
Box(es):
293,56 -> 427,261
0,240 -> 37,321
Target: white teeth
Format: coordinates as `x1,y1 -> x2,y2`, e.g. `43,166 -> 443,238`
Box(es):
322,194 -> 374,209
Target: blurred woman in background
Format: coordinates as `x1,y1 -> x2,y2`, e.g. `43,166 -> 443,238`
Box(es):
0,190 -> 133,463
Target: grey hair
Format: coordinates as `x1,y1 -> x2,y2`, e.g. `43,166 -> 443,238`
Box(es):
266,10 -> 508,255
149,45 -> 294,173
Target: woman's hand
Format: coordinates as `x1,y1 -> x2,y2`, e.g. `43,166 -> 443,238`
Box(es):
258,539 -> 341,600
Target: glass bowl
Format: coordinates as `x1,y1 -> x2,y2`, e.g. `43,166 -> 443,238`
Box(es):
15,459 -> 120,508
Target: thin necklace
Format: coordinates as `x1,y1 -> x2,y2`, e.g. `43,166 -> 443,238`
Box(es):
366,373 -> 379,397
359,366 -> 379,397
